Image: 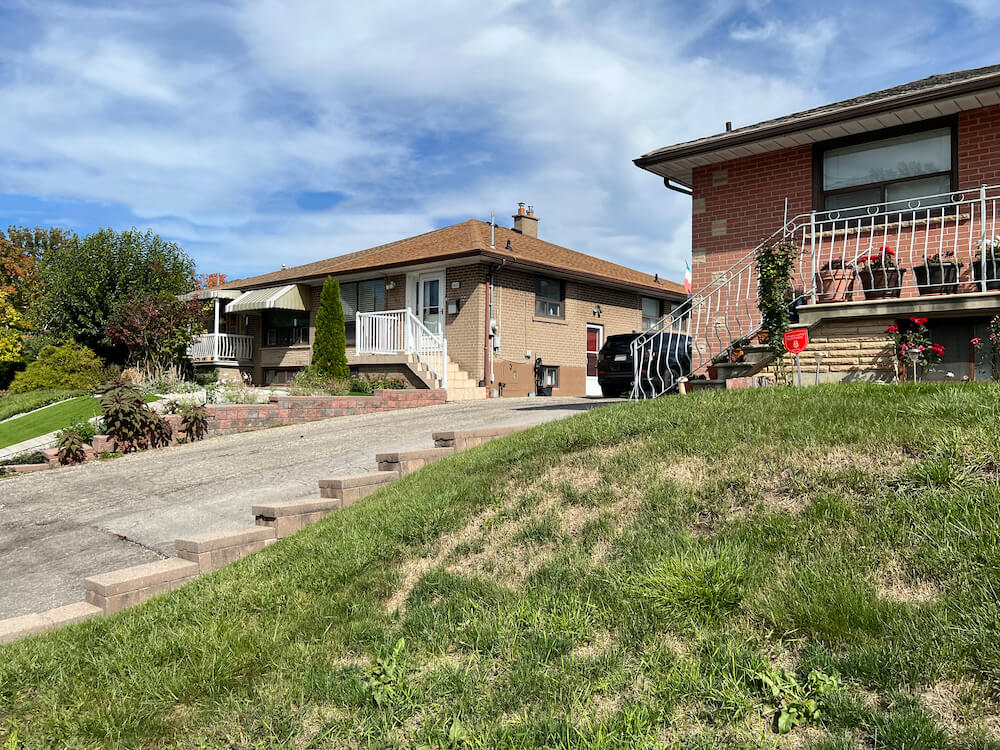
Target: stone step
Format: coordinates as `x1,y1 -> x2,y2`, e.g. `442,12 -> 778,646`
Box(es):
253,497 -> 347,537
176,526 -> 276,573
433,425 -> 530,450
376,447 -> 455,475
84,558 -> 200,614
0,602 -> 102,645
318,471 -> 399,503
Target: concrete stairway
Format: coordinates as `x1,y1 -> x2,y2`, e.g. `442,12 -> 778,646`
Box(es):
410,354 -> 485,402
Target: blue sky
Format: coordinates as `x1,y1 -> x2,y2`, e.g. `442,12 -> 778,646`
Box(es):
0,0 -> 998,284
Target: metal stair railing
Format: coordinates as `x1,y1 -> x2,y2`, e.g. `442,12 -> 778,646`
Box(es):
632,183 -> 1000,398
356,309 -> 448,389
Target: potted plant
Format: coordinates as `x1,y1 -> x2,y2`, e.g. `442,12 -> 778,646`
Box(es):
730,338 -> 748,363
815,258 -> 855,303
857,246 -> 904,300
886,317 -> 944,381
913,250 -> 963,295
974,237 -> 1000,291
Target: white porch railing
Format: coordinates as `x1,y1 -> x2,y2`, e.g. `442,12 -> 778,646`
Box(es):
187,333 -> 253,362
632,183 -> 1000,399
356,309 -> 448,389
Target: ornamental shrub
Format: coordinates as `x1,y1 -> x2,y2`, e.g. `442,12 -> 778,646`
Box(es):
100,382 -> 172,452
8,341 -> 105,393
312,276 -> 349,379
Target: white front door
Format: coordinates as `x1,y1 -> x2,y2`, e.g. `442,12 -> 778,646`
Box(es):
586,324 -> 603,396
417,272 -> 444,336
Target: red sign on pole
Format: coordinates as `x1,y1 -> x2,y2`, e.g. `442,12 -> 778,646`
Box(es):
783,328 -> 809,355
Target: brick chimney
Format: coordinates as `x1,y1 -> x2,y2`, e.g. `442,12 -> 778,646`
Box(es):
512,202 -> 539,238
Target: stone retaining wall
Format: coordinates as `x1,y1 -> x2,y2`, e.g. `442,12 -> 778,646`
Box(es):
206,390 -> 447,435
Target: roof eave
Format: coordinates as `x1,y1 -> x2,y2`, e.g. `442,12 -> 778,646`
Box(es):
634,71 -> 1000,177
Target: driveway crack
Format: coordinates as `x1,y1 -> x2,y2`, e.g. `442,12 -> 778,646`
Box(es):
96,527 -> 168,559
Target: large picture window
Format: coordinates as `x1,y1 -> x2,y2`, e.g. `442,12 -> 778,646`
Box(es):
341,279 -> 387,346
263,310 -> 309,347
818,123 -> 955,213
534,277 -> 564,319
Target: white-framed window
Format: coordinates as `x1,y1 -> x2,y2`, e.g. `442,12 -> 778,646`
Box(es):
641,297 -> 663,329
534,277 -> 564,319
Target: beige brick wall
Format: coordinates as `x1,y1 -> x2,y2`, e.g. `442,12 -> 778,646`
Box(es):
762,319 -> 896,384
486,267 -> 647,396
445,264 -> 487,383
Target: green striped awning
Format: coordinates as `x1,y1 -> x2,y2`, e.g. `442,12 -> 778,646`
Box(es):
227,284 -> 310,313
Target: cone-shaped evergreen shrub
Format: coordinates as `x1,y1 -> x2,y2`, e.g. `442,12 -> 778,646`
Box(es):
312,276 -> 350,378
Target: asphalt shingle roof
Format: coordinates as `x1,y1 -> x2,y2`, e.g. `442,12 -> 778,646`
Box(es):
220,220 -> 685,296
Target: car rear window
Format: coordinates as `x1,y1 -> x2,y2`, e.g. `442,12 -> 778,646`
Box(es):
602,338 -> 635,355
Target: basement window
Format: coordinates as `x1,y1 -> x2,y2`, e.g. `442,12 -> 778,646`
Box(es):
539,366 -> 559,387
534,277 -> 564,319
818,122 -> 955,214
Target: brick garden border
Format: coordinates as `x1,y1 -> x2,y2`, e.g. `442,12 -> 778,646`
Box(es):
0,424 -> 530,645
6,390 -> 447,474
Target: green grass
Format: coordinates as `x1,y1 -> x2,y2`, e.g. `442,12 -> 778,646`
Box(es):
0,395 -> 101,448
0,389 -> 85,422
3,384 -> 1000,748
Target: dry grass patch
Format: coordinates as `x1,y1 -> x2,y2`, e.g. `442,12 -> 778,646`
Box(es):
877,558 -> 943,604
920,679 -> 1000,739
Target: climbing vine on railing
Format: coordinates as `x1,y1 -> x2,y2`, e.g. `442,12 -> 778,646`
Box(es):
756,238 -> 797,359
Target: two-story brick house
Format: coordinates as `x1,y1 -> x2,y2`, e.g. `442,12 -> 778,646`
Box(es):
633,64 -> 1000,393
189,205 -> 686,399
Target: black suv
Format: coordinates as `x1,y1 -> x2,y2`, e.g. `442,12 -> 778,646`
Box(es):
596,332 -> 692,397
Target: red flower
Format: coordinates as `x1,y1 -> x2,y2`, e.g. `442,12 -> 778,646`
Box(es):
910,316 -> 929,326
880,246 -> 896,256
931,343 -> 945,355
886,325 -> 898,333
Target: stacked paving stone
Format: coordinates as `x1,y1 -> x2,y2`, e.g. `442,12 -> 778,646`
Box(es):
0,423 -> 531,645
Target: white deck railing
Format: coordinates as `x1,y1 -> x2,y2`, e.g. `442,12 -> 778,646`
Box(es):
356,309 -> 448,388
187,333 -> 253,362
632,183 -> 1000,399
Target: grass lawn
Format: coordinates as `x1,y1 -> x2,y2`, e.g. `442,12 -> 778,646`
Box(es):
0,389 -> 85,422
0,395 -> 101,448
3,384 -> 1000,748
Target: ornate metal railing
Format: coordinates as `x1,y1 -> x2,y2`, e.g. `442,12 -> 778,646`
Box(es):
632,184 -> 1000,398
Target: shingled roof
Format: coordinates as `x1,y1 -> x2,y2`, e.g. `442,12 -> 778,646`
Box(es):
220,220 -> 685,297
636,64 -> 1000,172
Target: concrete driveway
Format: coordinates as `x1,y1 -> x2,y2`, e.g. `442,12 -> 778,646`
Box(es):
0,397 -> 617,619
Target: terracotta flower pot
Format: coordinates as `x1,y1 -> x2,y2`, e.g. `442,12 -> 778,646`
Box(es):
913,262 -> 962,295
859,267 -> 905,300
816,267 -> 855,303
756,330 -> 770,344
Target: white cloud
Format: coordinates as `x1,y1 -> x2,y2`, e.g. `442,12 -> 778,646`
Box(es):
0,0 -> 985,283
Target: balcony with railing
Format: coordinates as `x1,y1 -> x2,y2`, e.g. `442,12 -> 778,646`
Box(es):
188,333 -> 253,363
632,183 -> 1000,398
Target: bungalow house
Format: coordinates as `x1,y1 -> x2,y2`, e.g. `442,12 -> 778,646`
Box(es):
633,64 -> 1000,395
188,205 -> 686,399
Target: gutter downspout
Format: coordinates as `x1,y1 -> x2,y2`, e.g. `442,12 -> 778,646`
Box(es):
484,260 -> 507,396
